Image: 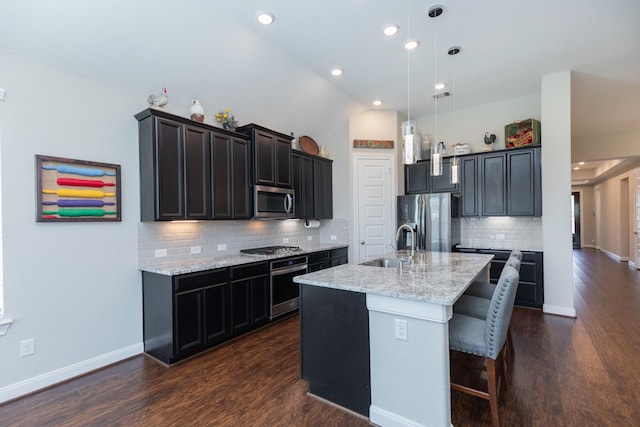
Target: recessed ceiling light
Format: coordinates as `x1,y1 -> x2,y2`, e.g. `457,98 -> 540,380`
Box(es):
330,67 -> 343,77
574,167 -> 580,170
373,99 -> 383,106
579,161 -> 585,165
435,83 -> 446,90
383,24 -> 400,36
404,39 -> 420,50
256,12 -> 275,25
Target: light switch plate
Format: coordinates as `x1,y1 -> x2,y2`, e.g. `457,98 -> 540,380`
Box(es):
217,244 -> 227,251
190,246 -> 201,254
155,249 -> 167,258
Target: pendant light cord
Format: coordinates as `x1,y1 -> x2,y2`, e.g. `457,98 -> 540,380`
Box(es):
406,0 -> 411,122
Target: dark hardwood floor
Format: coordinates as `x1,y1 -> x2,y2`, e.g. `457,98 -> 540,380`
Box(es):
1,248 -> 639,426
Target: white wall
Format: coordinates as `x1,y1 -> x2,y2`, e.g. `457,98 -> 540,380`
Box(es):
541,71 -> 575,317
0,43 -> 362,401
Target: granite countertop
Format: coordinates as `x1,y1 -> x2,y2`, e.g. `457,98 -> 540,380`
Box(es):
294,251 -> 493,305
139,243 -> 348,276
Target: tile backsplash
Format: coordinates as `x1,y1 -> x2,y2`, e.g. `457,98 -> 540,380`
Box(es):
460,217 -> 543,251
138,218 -> 349,265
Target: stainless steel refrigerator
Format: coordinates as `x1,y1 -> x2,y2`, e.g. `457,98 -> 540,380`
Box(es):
396,193 -> 461,252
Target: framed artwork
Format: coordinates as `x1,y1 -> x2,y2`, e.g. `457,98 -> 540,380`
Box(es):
35,155 -> 122,222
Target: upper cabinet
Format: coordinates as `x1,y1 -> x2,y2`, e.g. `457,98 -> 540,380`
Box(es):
237,124 -> 292,188
292,150 -> 333,219
404,158 -> 459,194
136,108 -> 251,221
473,146 -> 541,217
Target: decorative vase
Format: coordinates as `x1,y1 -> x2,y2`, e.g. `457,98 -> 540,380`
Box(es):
190,100 -> 204,122
223,122 -> 237,132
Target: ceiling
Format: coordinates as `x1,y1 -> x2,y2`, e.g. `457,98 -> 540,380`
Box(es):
2,0 -> 640,181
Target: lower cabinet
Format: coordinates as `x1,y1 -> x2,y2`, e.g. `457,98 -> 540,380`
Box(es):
308,250 -> 331,272
457,248 -> 544,308
230,262 -> 270,335
330,247 -> 349,266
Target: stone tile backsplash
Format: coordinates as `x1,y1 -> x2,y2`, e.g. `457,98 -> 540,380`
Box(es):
460,217 -> 543,251
138,218 -> 349,266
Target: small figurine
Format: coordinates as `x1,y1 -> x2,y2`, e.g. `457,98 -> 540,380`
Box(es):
148,88 -> 168,109
190,100 -> 205,122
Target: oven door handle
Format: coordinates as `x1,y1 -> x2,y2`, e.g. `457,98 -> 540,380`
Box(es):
272,264 -> 308,276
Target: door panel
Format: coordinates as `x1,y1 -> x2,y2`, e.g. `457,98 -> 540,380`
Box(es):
356,156 -> 394,263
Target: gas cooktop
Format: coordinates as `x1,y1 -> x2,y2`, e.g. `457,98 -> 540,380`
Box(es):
240,245 -> 302,256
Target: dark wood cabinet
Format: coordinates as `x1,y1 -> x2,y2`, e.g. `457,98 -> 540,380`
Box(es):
136,108 -> 253,221
330,247 -> 349,266
292,152 -> 314,219
237,124 -> 292,188
478,146 -> 541,217
404,158 -> 459,194
230,262 -> 270,335
313,157 -> 333,219
460,156 -> 480,216
211,132 -> 253,219
142,268 -> 229,364
292,151 -> 333,219
308,250 -> 331,272
184,124 -> 212,219
405,162 -> 430,194
455,248 -> 544,308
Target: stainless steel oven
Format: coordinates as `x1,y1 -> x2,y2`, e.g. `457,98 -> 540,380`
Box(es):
270,256 -> 307,319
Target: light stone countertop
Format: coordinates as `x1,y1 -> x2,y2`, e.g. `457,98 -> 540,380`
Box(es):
139,243 -> 348,276
294,251 -> 494,305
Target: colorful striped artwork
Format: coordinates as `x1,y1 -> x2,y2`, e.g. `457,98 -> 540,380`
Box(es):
36,155 -> 121,222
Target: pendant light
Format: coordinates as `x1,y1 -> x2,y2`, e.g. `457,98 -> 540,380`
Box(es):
402,0 -> 419,165
429,5 -> 444,176
449,45 -> 461,184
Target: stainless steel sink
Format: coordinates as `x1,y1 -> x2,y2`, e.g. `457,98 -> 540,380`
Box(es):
360,257 -> 404,268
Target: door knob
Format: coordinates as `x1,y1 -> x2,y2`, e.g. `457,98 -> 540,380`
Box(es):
360,241 -> 365,245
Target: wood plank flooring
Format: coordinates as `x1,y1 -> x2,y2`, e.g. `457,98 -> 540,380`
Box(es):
1,248 -> 639,426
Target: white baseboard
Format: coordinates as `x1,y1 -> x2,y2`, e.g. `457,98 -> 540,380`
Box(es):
543,304 -> 577,318
0,343 -> 143,404
600,248 -> 621,262
370,405 -> 441,427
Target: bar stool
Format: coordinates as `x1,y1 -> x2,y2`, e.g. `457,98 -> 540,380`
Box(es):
449,266 -> 520,427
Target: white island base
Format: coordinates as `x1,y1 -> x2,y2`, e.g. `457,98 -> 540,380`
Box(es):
368,294 -> 453,427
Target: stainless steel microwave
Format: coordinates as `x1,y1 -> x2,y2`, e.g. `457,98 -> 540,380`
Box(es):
254,185 -> 295,219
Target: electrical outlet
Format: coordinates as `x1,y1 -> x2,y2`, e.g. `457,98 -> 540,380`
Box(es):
330,235 -> 337,241
154,249 -> 167,258
20,338 -> 35,357
283,237 -> 290,244
217,244 -> 227,251
394,319 -> 408,341
190,246 -> 201,254
496,234 -> 505,240
307,236 -> 313,241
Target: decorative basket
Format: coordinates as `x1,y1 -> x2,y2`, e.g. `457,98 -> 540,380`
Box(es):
505,119 -> 540,148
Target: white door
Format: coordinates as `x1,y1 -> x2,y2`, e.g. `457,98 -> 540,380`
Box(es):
354,155 -> 395,263
634,168 -> 640,269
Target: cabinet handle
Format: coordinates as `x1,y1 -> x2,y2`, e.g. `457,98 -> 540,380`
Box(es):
360,241 -> 365,245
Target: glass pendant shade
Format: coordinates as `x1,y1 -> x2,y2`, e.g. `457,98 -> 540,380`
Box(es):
450,157 -> 459,184
431,141 -> 443,176
401,120 -> 416,164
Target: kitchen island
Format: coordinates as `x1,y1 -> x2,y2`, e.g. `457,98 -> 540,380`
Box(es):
294,251 -> 493,427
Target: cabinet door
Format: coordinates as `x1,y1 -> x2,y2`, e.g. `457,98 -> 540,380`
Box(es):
155,117 -> 185,220
405,163 -> 429,194
507,148 -> 541,216
184,125 -> 212,219
231,279 -> 252,335
232,138 -> 253,219
314,159 -> 333,219
204,282 -> 229,345
275,135 -> 292,188
254,130 -> 275,186
480,153 -> 507,216
292,153 -> 314,219
251,275 -> 270,326
461,156 -> 479,216
212,132 -> 233,219
431,158 -> 459,193
174,289 -> 204,356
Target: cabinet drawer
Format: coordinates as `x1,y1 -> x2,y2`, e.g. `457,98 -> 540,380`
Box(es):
175,269 -> 227,293
330,247 -> 348,259
230,262 -> 269,281
308,251 -> 330,264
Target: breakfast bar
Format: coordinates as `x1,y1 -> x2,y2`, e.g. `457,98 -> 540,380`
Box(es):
294,251 -> 494,427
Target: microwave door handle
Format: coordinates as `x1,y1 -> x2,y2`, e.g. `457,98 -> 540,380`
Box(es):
285,194 -> 293,213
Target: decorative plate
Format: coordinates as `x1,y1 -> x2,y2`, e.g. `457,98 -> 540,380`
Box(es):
299,135 -> 319,155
